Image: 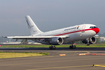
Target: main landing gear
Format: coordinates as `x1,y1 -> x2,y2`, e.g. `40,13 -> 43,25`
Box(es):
49,45 -> 56,50
70,44 -> 76,49
49,44 -> 76,50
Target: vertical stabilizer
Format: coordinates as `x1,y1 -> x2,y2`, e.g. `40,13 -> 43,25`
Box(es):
25,15 -> 43,35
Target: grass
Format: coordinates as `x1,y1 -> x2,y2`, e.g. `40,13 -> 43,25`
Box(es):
76,44 -> 105,48
0,44 -> 104,59
0,44 -> 105,48
0,52 -> 49,59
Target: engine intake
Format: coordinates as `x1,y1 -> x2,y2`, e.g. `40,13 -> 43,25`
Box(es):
82,37 -> 96,44
89,37 -> 96,44
50,37 -> 63,45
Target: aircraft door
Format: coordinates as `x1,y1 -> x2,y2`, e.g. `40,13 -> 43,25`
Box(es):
80,24 -> 86,37
81,24 -> 86,33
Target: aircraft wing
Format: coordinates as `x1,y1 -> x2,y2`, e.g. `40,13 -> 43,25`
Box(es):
5,35 -> 69,39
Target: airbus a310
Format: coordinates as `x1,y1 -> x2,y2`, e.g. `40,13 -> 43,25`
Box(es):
6,15 -> 100,49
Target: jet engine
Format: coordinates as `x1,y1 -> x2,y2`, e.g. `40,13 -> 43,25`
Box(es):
50,37 -> 64,45
82,37 -> 96,44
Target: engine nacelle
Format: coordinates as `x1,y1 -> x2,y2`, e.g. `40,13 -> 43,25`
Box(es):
89,37 -> 96,44
50,37 -> 63,45
82,37 -> 96,44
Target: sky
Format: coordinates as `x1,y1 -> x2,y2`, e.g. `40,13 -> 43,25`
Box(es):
0,0 -> 105,36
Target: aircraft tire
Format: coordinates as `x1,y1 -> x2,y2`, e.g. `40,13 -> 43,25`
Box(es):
49,45 -> 56,50
70,45 -> 76,49
73,45 -> 76,49
87,43 -> 90,46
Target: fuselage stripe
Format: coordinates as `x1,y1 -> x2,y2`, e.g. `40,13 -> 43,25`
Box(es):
54,28 -> 97,36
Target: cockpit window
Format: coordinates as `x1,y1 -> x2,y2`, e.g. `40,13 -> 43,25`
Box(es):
90,26 -> 97,28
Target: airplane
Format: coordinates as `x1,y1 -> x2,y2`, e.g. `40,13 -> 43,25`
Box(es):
5,15 -> 100,49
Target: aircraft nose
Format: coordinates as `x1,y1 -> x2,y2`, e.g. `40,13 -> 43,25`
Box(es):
94,28 -> 100,34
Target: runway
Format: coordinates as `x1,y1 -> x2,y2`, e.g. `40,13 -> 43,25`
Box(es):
0,48 -> 105,70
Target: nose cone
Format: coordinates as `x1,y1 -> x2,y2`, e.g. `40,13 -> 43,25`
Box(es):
93,28 -> 100,34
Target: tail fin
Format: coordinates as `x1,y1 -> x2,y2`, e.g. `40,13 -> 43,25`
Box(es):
25,15 -> 43,35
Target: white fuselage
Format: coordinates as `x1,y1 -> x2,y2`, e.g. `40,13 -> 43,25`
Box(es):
34,24 -> 99,43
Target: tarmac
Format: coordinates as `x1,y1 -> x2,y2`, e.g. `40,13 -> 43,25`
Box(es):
0,47 -> 105,70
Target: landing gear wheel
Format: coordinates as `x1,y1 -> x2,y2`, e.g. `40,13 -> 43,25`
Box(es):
49,45 -> 56,50
70,45 -> 76,49
87,43 -> 90,46
70,46 -> 73,49
73,45 -> 76,49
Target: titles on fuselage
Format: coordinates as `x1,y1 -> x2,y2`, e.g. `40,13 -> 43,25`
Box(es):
64,27 -> 78,31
